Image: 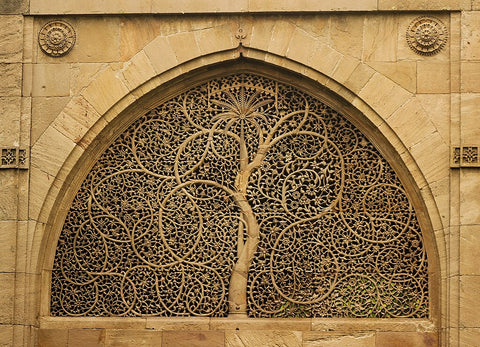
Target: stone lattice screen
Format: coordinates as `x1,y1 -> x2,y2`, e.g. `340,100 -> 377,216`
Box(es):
51,73 -> 428,318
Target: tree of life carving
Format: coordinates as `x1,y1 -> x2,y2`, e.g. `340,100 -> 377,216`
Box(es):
51,73 -> 428,318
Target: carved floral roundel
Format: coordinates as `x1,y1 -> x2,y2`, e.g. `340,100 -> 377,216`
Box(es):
51,73 -> 428,318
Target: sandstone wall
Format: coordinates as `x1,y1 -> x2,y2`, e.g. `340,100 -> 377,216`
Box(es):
0,1 -> 479,346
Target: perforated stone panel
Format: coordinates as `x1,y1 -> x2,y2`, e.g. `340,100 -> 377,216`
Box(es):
51,73 -> 428,318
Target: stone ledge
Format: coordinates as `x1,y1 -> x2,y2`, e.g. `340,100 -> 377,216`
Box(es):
28,0 -> 464,14
39,316 -> 436,332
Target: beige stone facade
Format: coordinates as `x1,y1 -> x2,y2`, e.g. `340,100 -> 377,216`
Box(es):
1,0 -> 479,346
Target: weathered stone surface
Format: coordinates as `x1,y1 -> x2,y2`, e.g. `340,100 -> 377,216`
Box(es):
31,96 -> 70,144
105,329 -> 162,346
363,15 -> 397,61
330,14 -> 364,59
0,0 -> 28,14
210,318 -> 311,331
378,0 -> 460,10
31,64 -> 71,97
81,67 -> 130,115
460,169 -> 480,225
163,331 -> 224,347
0,273 -> 15,324
0,325 -> 13,347
38,329 -> 68,347
68,329 -> 105,347
0,171 -> 18,220
146,317 -> 210,331
376,332 -> 438,347
0,15 -> 22,62
303,332 -> 375,347
225,331 -> 301,347
0,96 -> 21,146
460,225 -> 480,275
461,12 -> 480,60
0,63 -> 21,97
144,36 -> 178,74
460,328 -> 480,347
460,93 -> 480,144
461,62 -> 480,92
417,61 -> 450,94
0,221 -> 16,272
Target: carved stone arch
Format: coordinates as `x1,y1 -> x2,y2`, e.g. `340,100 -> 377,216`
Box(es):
41,59 -> 440,325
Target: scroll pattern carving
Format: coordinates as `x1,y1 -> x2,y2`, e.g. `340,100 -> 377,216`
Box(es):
51,73 -> 428,318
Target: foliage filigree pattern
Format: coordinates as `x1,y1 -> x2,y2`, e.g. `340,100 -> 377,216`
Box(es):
51,73 -> 428,318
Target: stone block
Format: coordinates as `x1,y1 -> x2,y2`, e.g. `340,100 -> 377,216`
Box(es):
387,98 -> 438,149
460,93 -> 480,144
31,125 -> 76,177
0,0 -> 28,14
359,72 -> 411,119
210,318 -> 311,331
0,96 -> 21,146
0,325 -> 13,347
105,329 -> 162,346
249,19 -> 275,51
344,63 -> 376,94
416,93 -> 450,144
303,332 -> 375,347
329,55 -> 360,85
31,96 -> 70,144
36,17 -> 121,64
378,0 -> 460,10
38,329 -> 68,347
120,51 -> 156,91
143,36 -> 178,74
0,170 -> 17,220
146,317 -> 210,331
0,15 -> 22,62
396,14 -> 450,62
0,273 -> 15,324
330,14 -> 364,59
459,328 -> 480,347
460,225 -> 480,275
163,331 -> 224,347
51,96 -> 101,144
376,332 -> 438,346
81,67 -> 130,115
195,25 -> 236,56
268,20 -> 296,56
363,15 -> 397,62
417,62 -> 450,94
461,12 -> 480,60
410,130 -> 449,184
0,63 -> 21,97
369,61 -> 416,93
460,276 -> 480,327
225,331 -> 301,347
31,64 -> 71,97
68,329 -> 105,347
285,28 -> 316,64
249,0 -> 376,11
0,221 -> 16,272
309,43 -> 344,77
461,62 -> 480,93
120,17 -> 163,61
70,63 -> 106,96
168,31 -> 201,64
460,169 -> 480,225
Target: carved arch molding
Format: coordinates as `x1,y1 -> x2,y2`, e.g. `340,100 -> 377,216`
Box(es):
51,72 -> 429,318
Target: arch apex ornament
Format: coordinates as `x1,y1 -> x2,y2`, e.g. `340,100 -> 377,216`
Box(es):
50,73 -> 429,319
406,16 -> 448,56
38,20 -> 76,57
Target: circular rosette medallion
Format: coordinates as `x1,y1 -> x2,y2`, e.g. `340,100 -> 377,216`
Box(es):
406,16 -> 448,56
38,20 -> 76,57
